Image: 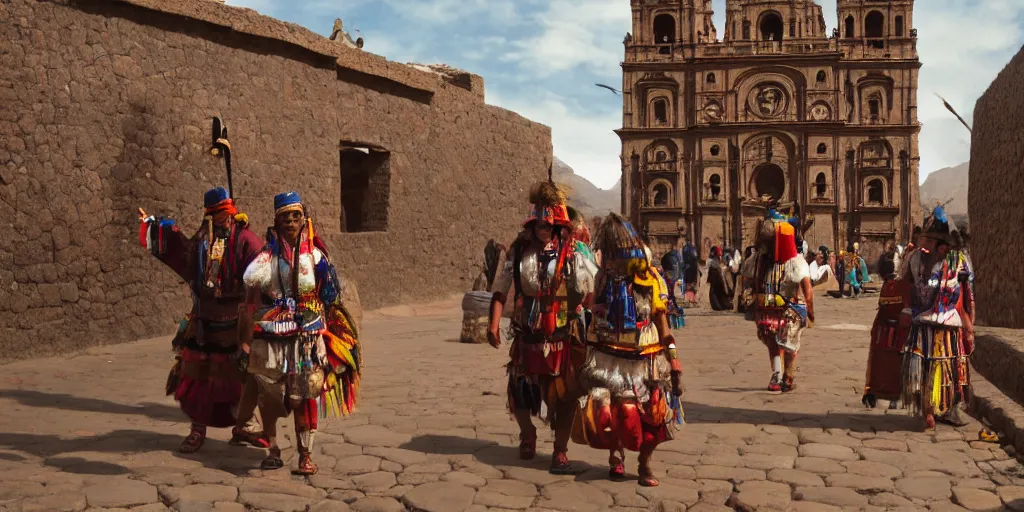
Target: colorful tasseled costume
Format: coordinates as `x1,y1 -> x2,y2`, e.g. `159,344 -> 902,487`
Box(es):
490,181 -> 597,473
574,213 -> 684,486
138,187 -> 264,451
241,192 -> 361,472
899,206 -> 974,425
863,276 -> 911,406
494,193 -> 596,421
753,220 -> 810,354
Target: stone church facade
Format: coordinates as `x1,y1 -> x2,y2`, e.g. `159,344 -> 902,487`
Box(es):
618,0 -> 922,265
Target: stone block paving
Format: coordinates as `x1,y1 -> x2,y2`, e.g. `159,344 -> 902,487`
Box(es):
0,298 -> 1022,511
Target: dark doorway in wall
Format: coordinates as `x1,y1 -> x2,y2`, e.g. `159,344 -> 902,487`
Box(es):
815,172 -> 828,198
339,144 -> 391,232
753,163 -> 786,201
654,14 -> 675,54
760,12 -> 784,41
865,11 -> 885,48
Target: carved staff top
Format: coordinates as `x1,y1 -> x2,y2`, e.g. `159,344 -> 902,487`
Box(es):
209,117 -> 233,198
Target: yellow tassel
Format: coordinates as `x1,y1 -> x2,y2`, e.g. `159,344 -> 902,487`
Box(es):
234,213 -> 249,225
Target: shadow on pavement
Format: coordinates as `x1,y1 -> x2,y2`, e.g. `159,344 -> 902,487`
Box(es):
0,429 -> 265,475
0,389 -> 182,422
680,401 -> 921,432
399,435 -> 598,475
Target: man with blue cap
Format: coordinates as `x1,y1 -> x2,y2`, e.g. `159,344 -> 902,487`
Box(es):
138,187 -> 267,453
237,191 -> 362,475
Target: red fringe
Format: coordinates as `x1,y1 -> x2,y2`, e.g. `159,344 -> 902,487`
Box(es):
172,351 -> 242,428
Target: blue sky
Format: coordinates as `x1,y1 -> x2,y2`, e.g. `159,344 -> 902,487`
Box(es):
227,0 -> 1024,190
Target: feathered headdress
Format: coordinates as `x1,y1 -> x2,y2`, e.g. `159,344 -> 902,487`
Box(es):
594,213 -> 648,274
523,181 -> 570,227
921,204 -> 956,243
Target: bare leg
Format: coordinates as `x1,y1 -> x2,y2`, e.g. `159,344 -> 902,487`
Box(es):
549,400 -> 575,474
765,340 -> 782,391
292,399 -> 318,475
259,407 -> 284,469
513,409 -> 537,460
231,377 -> 268,447
782,350 -> 798,392
638,443 -> 659,486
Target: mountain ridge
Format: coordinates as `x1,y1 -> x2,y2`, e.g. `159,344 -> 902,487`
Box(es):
552,157 -> 620,222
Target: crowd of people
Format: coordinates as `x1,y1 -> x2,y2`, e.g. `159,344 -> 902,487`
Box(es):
140,179 -> 975,486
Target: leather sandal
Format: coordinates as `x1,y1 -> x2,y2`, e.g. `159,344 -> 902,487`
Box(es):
261,448 -> 284,470
292,452 -> 318,475
608,453 -> 626,479
230,427 -> 270,448
179,427 -> 205,454
549,451 -> 573,475
638,468 -> 660,487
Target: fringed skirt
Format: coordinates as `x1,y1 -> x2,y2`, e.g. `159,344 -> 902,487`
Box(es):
572,346 -> 679,452
506,321 -> 585,422
755,305 -> 807,353
167,321 -> 245,428
249,333 -> 329,419
901,323 -> 971,417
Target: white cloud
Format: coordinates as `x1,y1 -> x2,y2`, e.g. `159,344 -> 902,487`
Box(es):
226,0 -> 1024,187
488,89 -> 622,190
509,0 -> 629,76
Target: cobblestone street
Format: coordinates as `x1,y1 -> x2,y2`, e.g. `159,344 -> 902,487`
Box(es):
1,297 -> 1023,512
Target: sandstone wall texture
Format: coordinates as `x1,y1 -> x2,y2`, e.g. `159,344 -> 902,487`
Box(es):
0,0 -> 551,360
969,45 -> 1024,329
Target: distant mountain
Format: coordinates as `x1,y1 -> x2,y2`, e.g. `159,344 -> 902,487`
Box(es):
920,161 -> 968,220
552,157 -> 620,222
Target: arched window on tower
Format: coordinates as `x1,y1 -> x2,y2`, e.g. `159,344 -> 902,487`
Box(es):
816,70 -> 827,83
742,20 -> 751,40
895,16 -> 904,37
865,11 -> 885,48
817,143 -> 827,155
656,151 -> 667,162
760,12 -> 784,41
652,183 -> 669,207
868,94 -> 881,122
707,72 -> 716,84
652,99 -> 668,125
654,14 -> 675,54
709,174 -> 722,201
814,173 -> 827,199
789,19 -> 796,38
710,144 -> 720,157
866,179 -> 884,205
844,15 -> 855,38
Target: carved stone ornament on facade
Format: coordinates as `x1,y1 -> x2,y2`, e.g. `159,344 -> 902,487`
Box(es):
747,84 -> 788,119
810,101 -> 831,121
703,100 -> 723,122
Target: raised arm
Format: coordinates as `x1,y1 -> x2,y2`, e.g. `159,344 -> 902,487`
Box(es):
138,208 -> 196,281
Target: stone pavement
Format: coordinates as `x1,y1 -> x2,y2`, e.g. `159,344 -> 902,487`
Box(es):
0,297 -> 1023,512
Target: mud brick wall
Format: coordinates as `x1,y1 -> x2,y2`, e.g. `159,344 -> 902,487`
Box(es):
0,0 -> 551,360
969,46 -> 1024,329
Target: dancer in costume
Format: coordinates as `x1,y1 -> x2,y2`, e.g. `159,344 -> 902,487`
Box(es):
574,213 -> 684,487
137,187 -> 266,453
487,182 -> 597,474
863,254 -> 908,408
749,216 -> 815,392
237,192 -> 362,474
899,206 -> 974,429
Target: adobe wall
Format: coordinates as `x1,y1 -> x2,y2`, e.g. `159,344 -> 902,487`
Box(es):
0,0 -> 551,359
969,45 -> 1024,329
